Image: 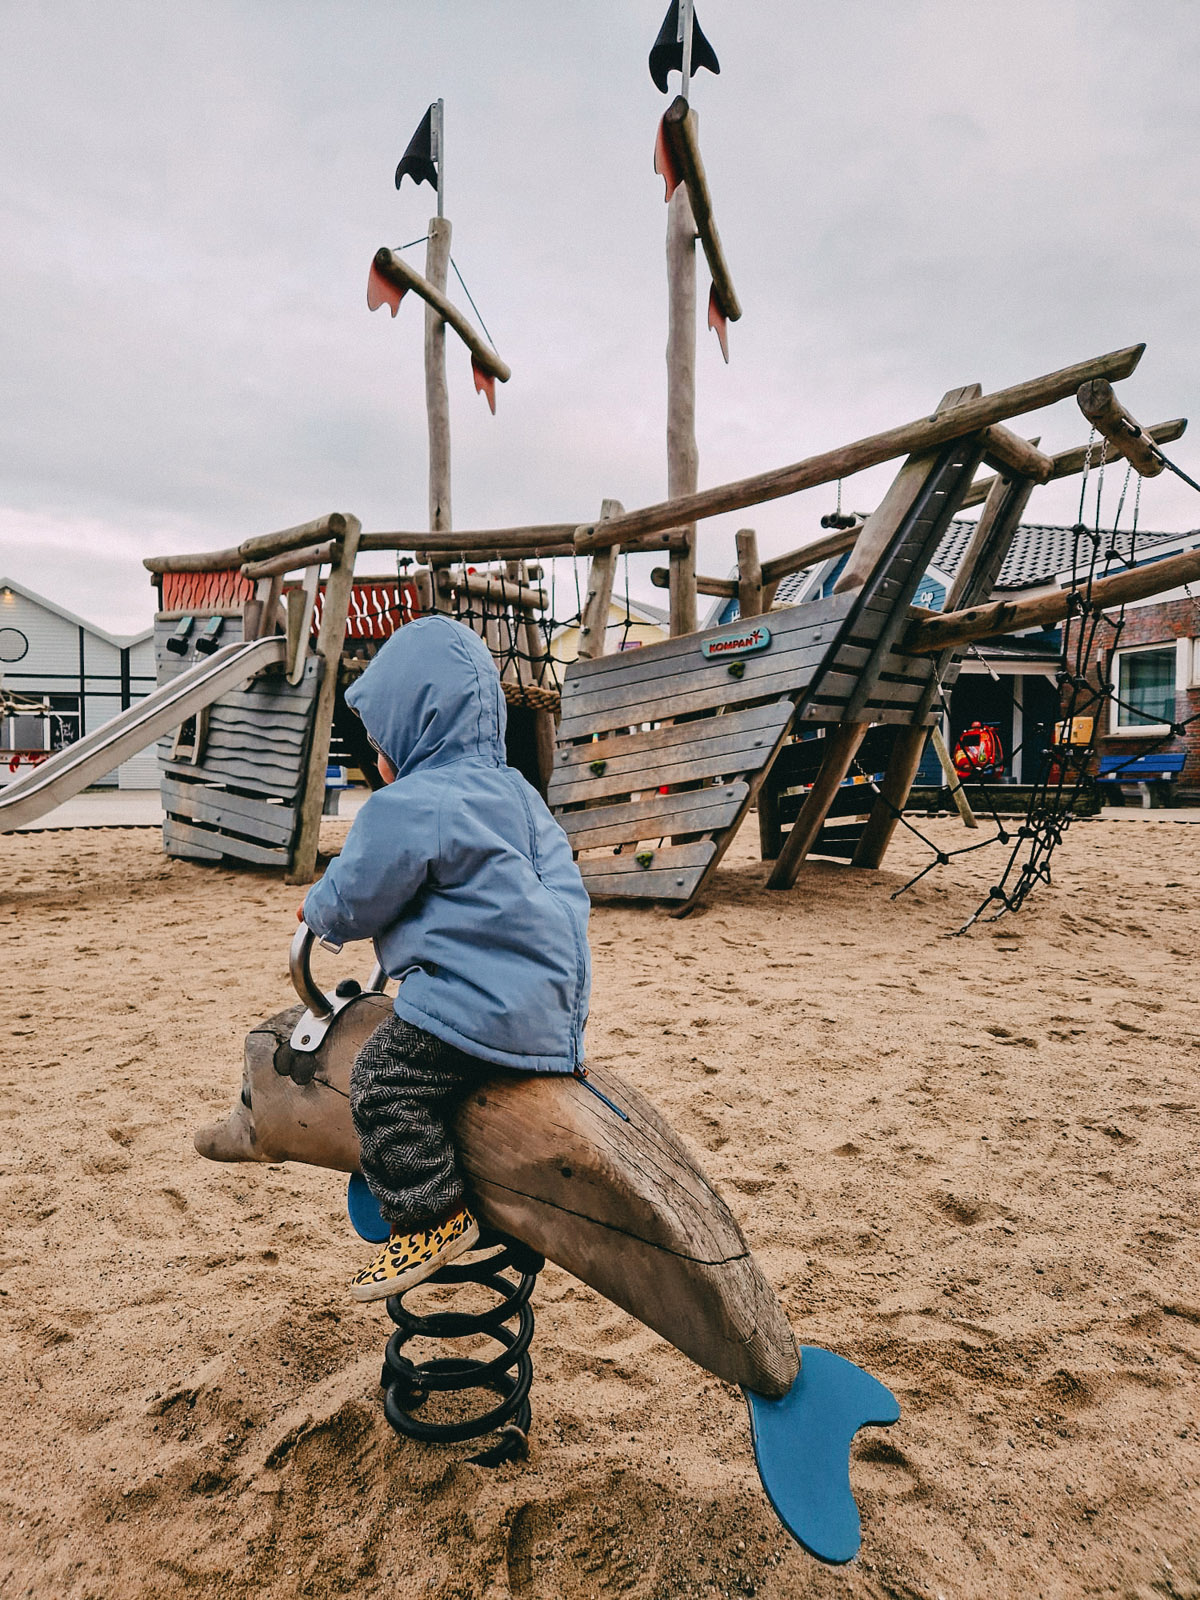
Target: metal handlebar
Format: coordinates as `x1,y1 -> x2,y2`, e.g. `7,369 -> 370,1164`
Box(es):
289,924 -> 333,1019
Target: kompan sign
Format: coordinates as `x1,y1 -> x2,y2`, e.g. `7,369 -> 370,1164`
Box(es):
699,624 -> 772,661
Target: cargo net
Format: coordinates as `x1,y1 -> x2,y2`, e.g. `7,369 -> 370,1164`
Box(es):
427,550 -> 643,708
847,436 -> 1200,932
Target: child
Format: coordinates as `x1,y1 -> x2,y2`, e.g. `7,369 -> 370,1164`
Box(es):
301,616 -> 591,1301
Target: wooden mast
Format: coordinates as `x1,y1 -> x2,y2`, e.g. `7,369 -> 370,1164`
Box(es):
666,177 -> 699,636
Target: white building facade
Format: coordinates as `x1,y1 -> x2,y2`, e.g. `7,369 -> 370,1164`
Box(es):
0,577 -> 157,788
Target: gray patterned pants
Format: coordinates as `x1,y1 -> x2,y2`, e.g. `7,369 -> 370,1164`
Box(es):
350,1014 -> 488,1229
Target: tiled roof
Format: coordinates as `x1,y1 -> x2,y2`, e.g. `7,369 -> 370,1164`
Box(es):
931,521 -> 1185,590
770,523 -> 1189,610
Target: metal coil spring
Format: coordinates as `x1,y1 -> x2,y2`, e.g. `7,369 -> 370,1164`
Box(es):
380,1233 -> 544,1466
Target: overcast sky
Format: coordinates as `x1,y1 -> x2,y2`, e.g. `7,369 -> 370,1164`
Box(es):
2,1 -> 1198,635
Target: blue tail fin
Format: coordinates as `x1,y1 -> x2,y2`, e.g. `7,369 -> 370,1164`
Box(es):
744,1346 -> 900,1565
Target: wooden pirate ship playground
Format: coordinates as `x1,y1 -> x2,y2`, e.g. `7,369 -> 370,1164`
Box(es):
7,0 -> 1200,1569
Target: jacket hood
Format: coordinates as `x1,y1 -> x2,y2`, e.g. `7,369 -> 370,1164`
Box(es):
345,616 -> 507,778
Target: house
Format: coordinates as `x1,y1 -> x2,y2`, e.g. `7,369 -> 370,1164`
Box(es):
704,523 -> 1200,790
0,577 -> 157,788
552,595 -> 669,665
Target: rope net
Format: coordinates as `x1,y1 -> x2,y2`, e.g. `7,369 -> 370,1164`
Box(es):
858,436 -> 1200,933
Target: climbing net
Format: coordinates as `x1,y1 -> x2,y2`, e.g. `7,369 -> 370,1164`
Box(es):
845,436 -> 1200,932
406,548 -> 643,704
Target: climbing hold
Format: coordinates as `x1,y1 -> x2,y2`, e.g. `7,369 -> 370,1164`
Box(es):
728,661 -> 746,679
635,850 -> 655,868
590,759 -> 607,776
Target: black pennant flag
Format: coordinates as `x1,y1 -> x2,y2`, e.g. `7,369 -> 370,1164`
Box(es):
648,1 -> 720,94
395,105 -> 438,192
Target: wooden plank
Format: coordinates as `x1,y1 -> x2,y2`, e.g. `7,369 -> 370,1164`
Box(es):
580,847 -> 716,900
556,784 -> 747,850
162,820 -> 225,861
559,626 -> 835,721
161,778 -> 297,846
163,817 -> 290,867
559,655 -> 822,736
550,717 -> 790,805
200,998 -> 798,1394
565,589 -> 853,686
573,346 -> 1147,552
555,700 -> 790,770
161,754 -> 305,798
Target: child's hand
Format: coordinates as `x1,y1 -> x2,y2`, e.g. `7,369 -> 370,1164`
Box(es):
296,904 -> 306,923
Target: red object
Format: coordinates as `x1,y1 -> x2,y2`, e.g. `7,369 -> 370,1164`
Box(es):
471,357 -> 497,414
309,579 -> 422,640
160,570 -> 254,610
367,259 -> 407,317
654,115 -> 682,201
953,721 -> 1004,779
708,283 -> 729,362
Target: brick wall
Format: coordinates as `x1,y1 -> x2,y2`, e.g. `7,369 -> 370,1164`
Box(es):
1077,596 -> 1200,784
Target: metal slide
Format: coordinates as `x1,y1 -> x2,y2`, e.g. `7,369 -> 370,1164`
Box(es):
0,635 -> 288,834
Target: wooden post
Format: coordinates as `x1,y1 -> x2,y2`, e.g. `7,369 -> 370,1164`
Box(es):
577,500 -> 625,661
666,181 -> 698,636
287,516 -> 362,885
930,723 -> 977,828
765,722 -> 869,890
424,215 -> 454,620
735,528 -> 763,619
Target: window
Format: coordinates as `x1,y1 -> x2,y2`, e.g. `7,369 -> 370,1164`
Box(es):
1113,644 -> 1175,733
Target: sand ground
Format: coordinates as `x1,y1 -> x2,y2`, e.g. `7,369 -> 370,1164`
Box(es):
1,810 -> 1197,1600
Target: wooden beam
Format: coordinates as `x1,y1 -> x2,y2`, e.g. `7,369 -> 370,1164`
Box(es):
241,540 -> 335,581
1077,379 -> 1166,477
373,245 -> 511,384
904,543 -> 1200,655
577,501 -> 624,661
143,545 -> 246,575
361,526 -> 689,560
959,417 -> 1187,509
765,722 -> 869,890
437,569 -> 547,610
662,96 -> 742,322
286,516 -> 362,885
651,566 -> 735,598
667,180 -> 699,636
574,344 -> 1147,553
237,513 -> 349,564
759,523 -> 863,587
981,424 -> 1052,482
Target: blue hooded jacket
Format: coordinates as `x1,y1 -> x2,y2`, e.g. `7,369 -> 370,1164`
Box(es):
302,616 -> 591,1073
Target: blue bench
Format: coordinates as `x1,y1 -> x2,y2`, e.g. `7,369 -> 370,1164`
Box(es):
1096,750 -> 1186,808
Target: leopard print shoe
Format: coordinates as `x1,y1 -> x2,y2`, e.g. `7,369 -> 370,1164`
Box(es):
349,1207 -> 480,1302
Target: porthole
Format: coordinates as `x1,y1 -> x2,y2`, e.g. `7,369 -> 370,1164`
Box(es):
0,627 -> 29,663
